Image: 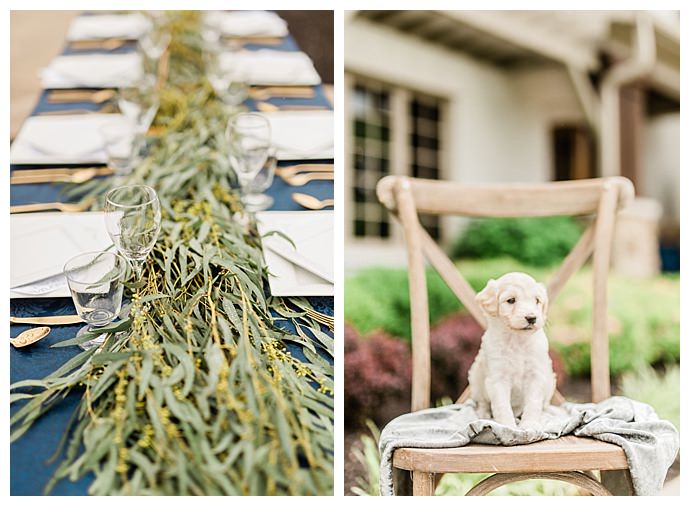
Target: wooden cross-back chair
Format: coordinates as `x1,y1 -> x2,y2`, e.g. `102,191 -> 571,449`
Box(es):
376,175 -> 636,496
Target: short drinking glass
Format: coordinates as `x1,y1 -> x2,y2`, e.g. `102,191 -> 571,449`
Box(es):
64,251 -> 127,350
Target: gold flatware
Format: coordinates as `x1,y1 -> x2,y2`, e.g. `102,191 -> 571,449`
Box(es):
11,167 -> 112,178
225,36 -> 284,46
11,168 -> 111,185
69,38 -> 130,51
255,101 -> 329,113
249,87 -> 316,100
304,308 -> 334,329
37,105 -> 115,116
10,327 -> 51,348
47,89 -> 116,104
10,198 -> 94,214
275,163 -> 333,179
283,172 -> 334,187
11,315 -> 82,325
292,192 -> 334,210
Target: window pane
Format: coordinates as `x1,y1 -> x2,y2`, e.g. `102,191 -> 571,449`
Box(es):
409,95 -> 443,240
350,81 -> 391,239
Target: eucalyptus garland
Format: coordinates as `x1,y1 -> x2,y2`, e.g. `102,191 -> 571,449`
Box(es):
10,12 -> 334,495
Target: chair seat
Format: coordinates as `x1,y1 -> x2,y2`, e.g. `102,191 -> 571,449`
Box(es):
393,435 -> 629,474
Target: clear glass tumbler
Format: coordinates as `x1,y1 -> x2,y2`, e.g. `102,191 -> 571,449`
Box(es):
64,251 -> 127,350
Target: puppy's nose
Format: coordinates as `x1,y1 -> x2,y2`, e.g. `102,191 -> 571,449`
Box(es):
525,315 -> 537,325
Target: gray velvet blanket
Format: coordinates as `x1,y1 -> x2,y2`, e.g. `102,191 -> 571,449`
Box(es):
379,396 -> 678,496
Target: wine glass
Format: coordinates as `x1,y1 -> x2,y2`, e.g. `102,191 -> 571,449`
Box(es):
100,121 -> 140,176
117,75 -> 159,137
204,45 -> 249,107
138,23 -> 171,77
104,185 -> 161,280
64,251 -> 127,350
226,113 -> 271,211
243,147 -> 276,211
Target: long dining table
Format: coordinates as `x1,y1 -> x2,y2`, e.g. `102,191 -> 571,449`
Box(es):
10,12 -> 334,496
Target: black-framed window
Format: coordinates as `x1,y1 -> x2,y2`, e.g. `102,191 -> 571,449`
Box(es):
351,82 -> 391,238
409,95 -> 442,240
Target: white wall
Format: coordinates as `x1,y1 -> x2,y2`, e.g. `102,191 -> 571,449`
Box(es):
344,18 -> 587,270
642,113 -> 680,224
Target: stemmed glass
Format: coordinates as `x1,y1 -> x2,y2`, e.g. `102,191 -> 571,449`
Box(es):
100,121 -> 139,176
64,251 -> 127,350
244,148 -> 276,211
204,45 -> 249,107
226,113 -> 272,212
117,75 -> 159,159
138,19 -> 171,77
104,185 -> 162,280
117,75 -> 160,138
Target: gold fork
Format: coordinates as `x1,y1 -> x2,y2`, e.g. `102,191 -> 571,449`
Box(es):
10,198 -> 95,214
304,308 -> 334,329
11,167 -> 113,185
69,38 -> 130,51
255,101 -> 329,113
249,87 -> 316,100
47,89 -> 116,104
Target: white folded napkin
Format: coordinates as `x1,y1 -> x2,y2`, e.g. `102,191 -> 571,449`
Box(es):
41,53 -> 143,89
66,13 -> 151,41
10,212 -> 113,297
256,211 -> 333,296
10,113 -> 129,164
260,111 -> 333,160
219,49 -> 321,86
216,11 -> 288,38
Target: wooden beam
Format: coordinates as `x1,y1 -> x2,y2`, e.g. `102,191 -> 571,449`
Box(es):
442,10 -> 598,70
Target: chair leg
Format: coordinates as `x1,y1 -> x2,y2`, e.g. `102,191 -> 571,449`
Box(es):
393,468 -> 413,496
600,470 -> 634,495
413,471 -> 435,496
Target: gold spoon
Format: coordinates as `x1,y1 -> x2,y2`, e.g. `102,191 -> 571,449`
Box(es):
10,327 -> 51,348
292,192 -> 334,210
283,172 -> 334,186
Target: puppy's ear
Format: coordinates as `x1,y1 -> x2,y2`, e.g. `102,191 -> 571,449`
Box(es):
538,282 -> 549,320
476,279 -> 499,316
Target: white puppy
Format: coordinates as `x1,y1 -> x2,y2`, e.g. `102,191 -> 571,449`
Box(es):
468,272 -> 556,429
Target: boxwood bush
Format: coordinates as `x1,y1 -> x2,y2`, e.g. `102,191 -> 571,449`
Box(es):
451,216 -> 583,267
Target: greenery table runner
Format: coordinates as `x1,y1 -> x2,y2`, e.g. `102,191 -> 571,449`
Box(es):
10,12 -> 333,495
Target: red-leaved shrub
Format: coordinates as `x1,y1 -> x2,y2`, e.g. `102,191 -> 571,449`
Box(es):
344,324 -> 411,426
345,314 -> 568,428
429,313 -> 483,401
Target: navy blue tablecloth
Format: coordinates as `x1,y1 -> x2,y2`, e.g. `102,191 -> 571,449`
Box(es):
11,16 -> 333,496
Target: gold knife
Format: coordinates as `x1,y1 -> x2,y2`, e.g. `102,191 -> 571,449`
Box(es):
10,315 -> 82,325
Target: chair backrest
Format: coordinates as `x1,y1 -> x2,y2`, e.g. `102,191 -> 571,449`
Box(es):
376,175 -> 635,412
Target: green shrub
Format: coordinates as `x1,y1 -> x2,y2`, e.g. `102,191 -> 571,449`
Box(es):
619,365 -> 680,430
345,259 -> 680,376
345,258 -> 541,341
451,216 -> 583,267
